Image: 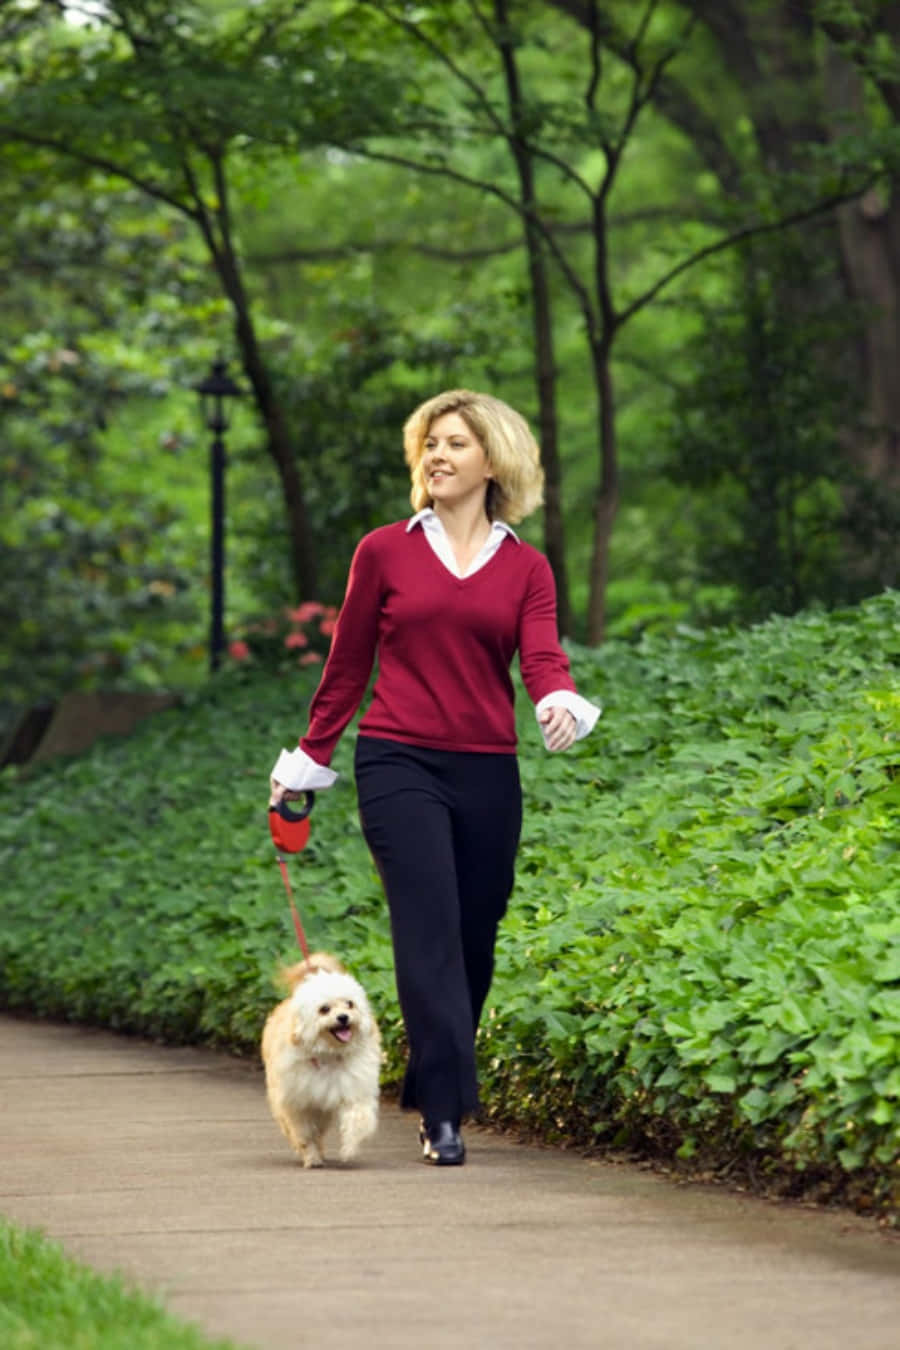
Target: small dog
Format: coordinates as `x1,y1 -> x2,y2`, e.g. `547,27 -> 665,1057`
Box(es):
261,952 -> 381,1168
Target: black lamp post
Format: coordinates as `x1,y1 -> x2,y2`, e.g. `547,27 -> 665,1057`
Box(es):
194,357 -> 243,672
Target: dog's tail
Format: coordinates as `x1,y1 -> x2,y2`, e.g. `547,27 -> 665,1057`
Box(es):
275,951 -> 347,993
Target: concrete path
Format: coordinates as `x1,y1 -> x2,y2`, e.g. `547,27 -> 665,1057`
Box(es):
1,1015 -> 898,1350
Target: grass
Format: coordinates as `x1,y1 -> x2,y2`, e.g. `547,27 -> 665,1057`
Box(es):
0,1218 -> 246,1350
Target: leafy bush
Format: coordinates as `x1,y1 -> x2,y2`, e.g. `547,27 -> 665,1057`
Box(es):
1,592 -> 898,1215
485,596 -> 900,1217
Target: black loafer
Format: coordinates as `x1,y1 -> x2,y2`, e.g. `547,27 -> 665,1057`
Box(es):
421,1120 -> 465,1166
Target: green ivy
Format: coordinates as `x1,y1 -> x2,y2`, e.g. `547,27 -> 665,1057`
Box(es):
1,592 -> 898,1216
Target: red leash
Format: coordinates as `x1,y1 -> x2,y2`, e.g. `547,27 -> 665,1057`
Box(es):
268,794 -> 315,959
275,856 -> 311,960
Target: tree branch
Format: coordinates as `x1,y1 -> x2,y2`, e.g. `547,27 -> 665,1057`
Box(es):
546,0 -> 742,194
248,237 -> 528,264
369,0 -> 597,202
345,141 -> 597,319
0,126 -> 196,217
617,174 -> 878,328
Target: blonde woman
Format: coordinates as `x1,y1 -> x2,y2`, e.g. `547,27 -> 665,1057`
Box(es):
270,390 -> 599,1166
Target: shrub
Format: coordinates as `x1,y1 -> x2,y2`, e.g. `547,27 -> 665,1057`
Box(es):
1,592 -> 898,1216
227,601 -> 337,672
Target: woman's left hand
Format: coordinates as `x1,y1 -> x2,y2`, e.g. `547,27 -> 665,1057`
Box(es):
539,706 -> 577,752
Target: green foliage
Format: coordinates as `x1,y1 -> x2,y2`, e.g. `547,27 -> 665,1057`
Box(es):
4,0 -> 899,685
659,236 -> 899,620
0,172 -> 221,733
2,591 -> 898,1213
244,308 -> 489,605
482,591 -> 900,1213
0,1217 -> 244,1350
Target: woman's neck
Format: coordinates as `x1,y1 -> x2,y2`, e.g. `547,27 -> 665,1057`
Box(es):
433,499 -> 493,574
433,498 -> 492,544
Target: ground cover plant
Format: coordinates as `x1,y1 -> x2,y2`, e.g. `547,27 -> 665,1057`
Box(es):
1,591 -> 898,1217
0,1218 -> 245,1350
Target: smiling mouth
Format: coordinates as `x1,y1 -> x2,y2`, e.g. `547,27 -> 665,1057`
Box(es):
331,1025 -> 353,1043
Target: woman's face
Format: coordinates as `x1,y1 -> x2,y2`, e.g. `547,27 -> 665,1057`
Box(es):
422,412 -> 492,510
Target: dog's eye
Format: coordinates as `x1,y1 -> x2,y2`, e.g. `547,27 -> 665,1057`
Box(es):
319,1004 -> 331,1015
346,1000 -> 355,1009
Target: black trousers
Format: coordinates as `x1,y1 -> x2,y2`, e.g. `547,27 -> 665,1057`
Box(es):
354,735 -> 522,1127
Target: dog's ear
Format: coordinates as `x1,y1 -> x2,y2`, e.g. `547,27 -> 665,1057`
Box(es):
276,952 -> 346,993
290,1007 -> 317,1051
306,951 -> 347,977
275,962 -> 308,993
355,992 -> 379,1042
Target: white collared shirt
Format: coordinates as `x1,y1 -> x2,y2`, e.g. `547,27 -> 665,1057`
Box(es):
406,507 -> 516,577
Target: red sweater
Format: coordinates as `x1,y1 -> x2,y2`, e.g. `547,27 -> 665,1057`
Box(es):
300,521 -> 576,762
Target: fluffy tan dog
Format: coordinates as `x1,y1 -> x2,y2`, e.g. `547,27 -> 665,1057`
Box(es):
261,952 -> 381,1168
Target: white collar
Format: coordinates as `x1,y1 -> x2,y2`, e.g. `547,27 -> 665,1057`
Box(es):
406,508 -> 519,542
406,508 -> 518,578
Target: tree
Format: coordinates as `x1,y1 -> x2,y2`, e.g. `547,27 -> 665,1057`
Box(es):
0,177 -> 205,719
352,0 -> 875,639
662,234 -> 891,619
0,0 -> 403,599
554,0 -> 900,518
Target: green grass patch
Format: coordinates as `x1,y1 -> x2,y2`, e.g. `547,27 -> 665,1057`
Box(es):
1,592 -> 899,1216
0,1218 -> 245,1350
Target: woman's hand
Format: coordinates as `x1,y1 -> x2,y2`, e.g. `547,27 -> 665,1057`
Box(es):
538,706 -> 577,752
269,777 -> 304,808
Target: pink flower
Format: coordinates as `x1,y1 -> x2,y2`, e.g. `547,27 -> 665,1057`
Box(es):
319,618 -> 336,637
299,651 -> 323,666
228,640 -> 250,661
287,601 -> 325,623
284,630 -> 309,649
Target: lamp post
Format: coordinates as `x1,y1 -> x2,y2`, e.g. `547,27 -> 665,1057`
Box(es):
194,357 -> 243,672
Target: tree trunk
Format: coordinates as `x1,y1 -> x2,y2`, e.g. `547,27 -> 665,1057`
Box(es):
493,0 -> 571,635
214,244 -> 318,600
534,294 -> 571,637
586,339 -> 619,645
826,47 -> 900,493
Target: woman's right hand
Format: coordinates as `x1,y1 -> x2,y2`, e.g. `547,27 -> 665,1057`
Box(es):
269,777 -> 303,808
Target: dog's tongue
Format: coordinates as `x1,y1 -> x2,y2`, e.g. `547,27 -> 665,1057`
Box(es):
334,1027 -> 353,1043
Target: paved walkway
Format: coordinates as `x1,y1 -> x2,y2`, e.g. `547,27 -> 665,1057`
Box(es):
1,1015 -> 898,1350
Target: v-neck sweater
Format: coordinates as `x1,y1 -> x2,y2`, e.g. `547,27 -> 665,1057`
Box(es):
300,520 -> 576,762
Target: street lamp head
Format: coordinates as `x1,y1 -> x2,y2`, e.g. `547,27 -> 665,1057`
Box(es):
194,357 -> 243,434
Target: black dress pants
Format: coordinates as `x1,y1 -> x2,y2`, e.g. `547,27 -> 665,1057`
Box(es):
354,735 -> 522,1127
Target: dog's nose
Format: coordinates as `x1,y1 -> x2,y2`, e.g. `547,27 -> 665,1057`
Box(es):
336,1012 -> 350,1026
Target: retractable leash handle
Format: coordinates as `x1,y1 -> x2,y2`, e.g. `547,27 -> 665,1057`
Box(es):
268,790 -> 315,853
268,792 -> 316,958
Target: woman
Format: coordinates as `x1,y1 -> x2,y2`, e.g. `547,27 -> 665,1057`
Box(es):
270,389 -> 599,1166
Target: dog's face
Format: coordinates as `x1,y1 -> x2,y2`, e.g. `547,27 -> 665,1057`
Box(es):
290,970 -> 374,1056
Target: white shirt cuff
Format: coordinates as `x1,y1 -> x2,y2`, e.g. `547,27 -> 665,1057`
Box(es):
535,690 -> 601,746
271,747 -> 338,790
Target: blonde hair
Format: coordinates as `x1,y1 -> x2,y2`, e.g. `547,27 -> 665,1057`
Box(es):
403,389 -> 545,524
